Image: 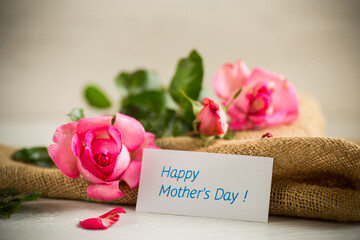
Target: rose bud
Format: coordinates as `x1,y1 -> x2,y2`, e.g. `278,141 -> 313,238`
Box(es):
195,98 -> 228,137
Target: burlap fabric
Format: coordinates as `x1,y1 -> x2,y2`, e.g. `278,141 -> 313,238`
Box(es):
1,95 -> 359,222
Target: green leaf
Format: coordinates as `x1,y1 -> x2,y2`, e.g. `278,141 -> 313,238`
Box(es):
139,111 -> 175,138
115,69 -> 160,95
68,108 -> 85,122
0,188 -> 42,218
21,192 -> 42,201
120,90 -> 178,137
223,131 -> 235,140
121,90 -> 167,119
0,188 -> 17,196
169,50 -> 203,104
168,50 -> 203,132
172,117 -> 193,136
0,200 -> 21,218
84,85 -> 112,109
12,147 -> 55,168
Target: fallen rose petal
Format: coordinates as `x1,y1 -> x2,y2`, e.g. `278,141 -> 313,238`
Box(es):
261,132 -> 274,138
79,207 -> 126,230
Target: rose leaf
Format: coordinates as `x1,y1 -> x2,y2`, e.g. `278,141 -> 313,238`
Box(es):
169,49 -> 203,104
12,147 -> 55,168
68,108 -> 85,122
115,69 -> 160,95
84,85 -> 112,109
0,188 -> 42,218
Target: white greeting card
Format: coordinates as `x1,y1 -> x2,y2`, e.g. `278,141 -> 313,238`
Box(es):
136,149 -> 273,222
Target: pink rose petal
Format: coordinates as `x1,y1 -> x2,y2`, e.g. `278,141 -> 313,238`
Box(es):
72,133 -> 109,183
77,159 -> 106,184
87,181 -> 123,200
121,160 -> 142,188
130,132 -> 160,161
79,207 -> 126,230
76,116 -> 113,140
48,122 -> 79,178
106,144 -> 131,181
248,68 -> 285,86
273,81 -> 298,111
113,113 -> 145,151
213,60 -> 250,100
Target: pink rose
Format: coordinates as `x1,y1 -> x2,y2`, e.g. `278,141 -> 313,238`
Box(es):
48,112 -> 159,200
195,97 -> 228,136
213,61 -> 299,130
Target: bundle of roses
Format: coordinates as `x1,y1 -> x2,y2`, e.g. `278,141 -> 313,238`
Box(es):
27,50 -> 298,203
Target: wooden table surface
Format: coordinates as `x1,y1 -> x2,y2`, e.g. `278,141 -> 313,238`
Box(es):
1,198 -> 359,240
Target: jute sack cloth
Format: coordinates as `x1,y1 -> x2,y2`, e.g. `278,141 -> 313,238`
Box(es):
0,95 -> 359,222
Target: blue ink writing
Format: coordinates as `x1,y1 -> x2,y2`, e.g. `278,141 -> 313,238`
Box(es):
161,166 -> 200,183
159,184 -> 209,200
214,188 -> 239,204
243,190 -> 248,202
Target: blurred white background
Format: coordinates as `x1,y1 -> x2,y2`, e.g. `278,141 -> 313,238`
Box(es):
0,0 -> 359,146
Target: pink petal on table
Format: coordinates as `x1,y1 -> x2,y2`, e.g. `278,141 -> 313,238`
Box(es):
87,181 -> 123,200
121,160 -> 142,188
48,122 -> 79,178
79,207 -> 126,230
113,113 -> 145,151
213,60 -> 250,100
76,116 -> 113,140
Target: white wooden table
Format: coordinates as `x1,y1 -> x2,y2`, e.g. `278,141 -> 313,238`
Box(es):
1,198 -> 359,240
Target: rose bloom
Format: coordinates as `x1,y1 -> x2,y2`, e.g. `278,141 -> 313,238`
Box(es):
48,113 -> 159,200
213,61 -> 299,130
196,97 -> 228,136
